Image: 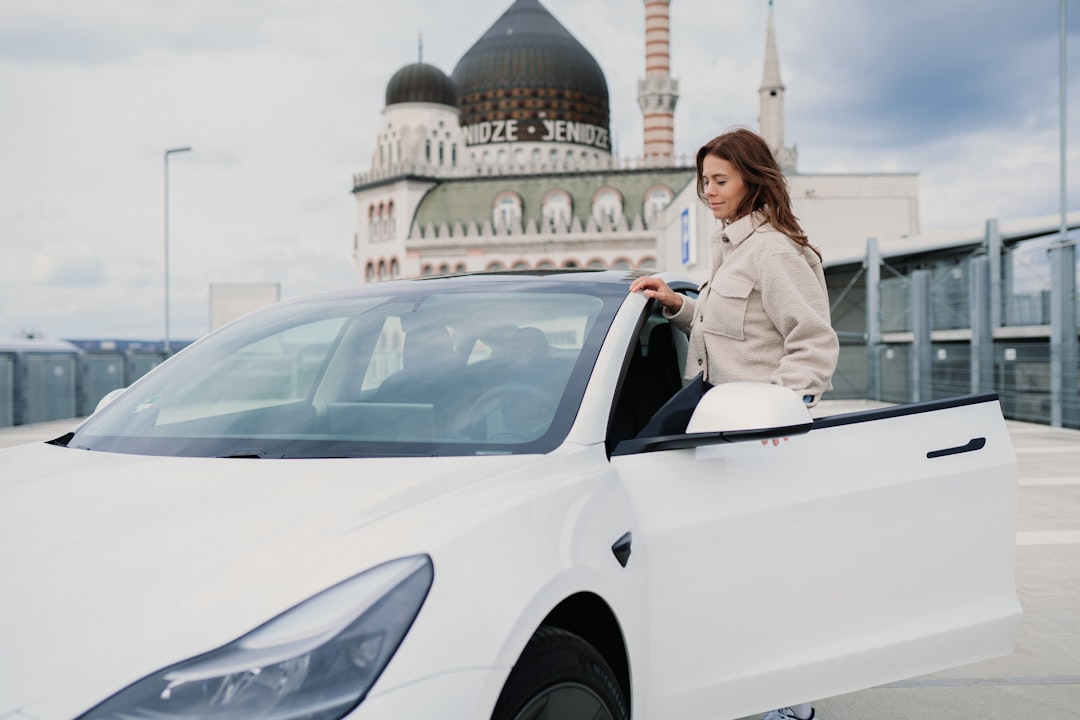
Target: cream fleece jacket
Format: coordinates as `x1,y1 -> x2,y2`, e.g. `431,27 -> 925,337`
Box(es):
665,212 -> 839,405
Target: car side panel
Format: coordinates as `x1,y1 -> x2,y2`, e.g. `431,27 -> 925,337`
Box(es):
612,397 -> 1020,719
362,444 -> 648,716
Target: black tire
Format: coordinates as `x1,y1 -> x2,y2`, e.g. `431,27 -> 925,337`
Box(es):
492,625 -> 629,720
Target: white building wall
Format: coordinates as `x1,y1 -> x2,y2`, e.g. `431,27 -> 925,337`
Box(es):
466,140 -> 610,169
410,231 -> 658,274
209,283 -> 280,331
659,172 -> 922,283
788,173 -> 920,263
657,180 -> 711,280
375,103 -> 465,170
354,178 -> 438,283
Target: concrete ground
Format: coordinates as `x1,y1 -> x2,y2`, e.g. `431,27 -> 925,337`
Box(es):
2,408 -> 1078,719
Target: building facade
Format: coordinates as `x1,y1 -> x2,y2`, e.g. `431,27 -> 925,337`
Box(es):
352,0 -> 921,285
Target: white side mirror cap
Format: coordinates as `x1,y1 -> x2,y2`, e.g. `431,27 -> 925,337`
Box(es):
94,387 -> 127,415
687,382 -> 812,435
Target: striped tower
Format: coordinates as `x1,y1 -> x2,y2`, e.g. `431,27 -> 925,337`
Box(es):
637,0 -> 679,161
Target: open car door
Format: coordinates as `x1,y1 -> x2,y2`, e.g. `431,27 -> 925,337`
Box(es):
610,384 -> 1021,719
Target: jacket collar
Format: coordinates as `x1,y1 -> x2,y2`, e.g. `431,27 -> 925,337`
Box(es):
720,211 -> 767,247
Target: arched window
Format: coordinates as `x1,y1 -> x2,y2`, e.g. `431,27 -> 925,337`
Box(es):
438,142 -> 444,165
541,189 -> 572,231
497,149 -> 507,166
486,261 -> 506,271
425,140 -> 431,163
514,148 -> 525,165
390,258 -> 400,279
368,205 -> 376,238
586,258 -> 606,269
387,200 -> 395,236
536,260 -> 556,270
612,258 -> 632,270
643,185 -> 674,226
562,259 -> 579,268
439,263 -> 450,274
455,263 -> 467,273
492,191 -> 523,232
638,256 -> 658,271
511,260 -> 530,271
451,144 -> 457,166
422,264 -> 434,277
366,262 -> 375,283
592,187 -> 623,225
378,259 -> 388,280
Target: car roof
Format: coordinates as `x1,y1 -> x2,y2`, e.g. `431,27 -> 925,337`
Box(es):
292,269 -> 644,303
403,268 -> 641,285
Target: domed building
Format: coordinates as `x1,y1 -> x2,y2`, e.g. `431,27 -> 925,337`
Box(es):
451,0 -> 612,167
372,62 -> 462,175
352,0 -> 920,284
354,0 -> 692,283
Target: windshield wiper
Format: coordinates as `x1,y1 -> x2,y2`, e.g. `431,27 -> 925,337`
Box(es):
219,448 -> 282,459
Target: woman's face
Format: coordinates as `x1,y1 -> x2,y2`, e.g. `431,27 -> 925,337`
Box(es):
701,154 -> 747,222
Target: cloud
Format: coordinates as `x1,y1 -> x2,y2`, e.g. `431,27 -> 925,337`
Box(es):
0,2 -> 278,67
783,0 -> 1076,150
0,0 -> 1077,341
31,245 -> 106,287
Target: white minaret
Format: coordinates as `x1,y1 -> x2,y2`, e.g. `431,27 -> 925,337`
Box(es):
759,1 -> 797,171
638,0 -> 679,161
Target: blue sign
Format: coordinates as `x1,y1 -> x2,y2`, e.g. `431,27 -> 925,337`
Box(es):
680,207 -> 692,265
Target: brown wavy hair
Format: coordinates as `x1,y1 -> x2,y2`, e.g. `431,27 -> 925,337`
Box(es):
695,127 -> 820,259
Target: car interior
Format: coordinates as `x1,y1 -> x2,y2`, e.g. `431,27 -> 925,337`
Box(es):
607,310 -> 698,451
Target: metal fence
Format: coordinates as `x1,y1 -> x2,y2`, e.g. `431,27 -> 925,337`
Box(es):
825,219 -> 1080,429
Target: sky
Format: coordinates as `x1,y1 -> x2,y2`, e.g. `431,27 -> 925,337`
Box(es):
1,0 -> 1078,341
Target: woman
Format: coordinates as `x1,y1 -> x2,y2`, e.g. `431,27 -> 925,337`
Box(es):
630,127 -> 838,719
631,126 -> 837,409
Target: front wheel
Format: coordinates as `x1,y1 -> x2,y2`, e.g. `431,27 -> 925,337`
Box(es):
492,626 -> 629,720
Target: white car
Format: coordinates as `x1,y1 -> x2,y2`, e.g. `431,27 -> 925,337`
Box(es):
0,271 -> 1021,720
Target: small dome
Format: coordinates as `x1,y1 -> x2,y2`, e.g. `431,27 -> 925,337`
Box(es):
452,0 -> 609,137
385,62 -> 457,107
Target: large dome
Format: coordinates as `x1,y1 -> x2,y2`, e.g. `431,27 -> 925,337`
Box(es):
451,0 -> 610,149
385,62 -> 457,107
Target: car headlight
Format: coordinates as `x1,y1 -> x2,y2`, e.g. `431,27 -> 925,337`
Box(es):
79,555 -> 434,720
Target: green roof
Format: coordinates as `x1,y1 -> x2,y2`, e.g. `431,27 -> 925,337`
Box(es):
412,168 -> 696,230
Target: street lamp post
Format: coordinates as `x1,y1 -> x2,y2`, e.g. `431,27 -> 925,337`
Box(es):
164,146 -> 192,355
1049,0 -> 1076,428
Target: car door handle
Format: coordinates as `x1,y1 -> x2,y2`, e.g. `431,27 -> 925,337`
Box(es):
927,437 -> 986,459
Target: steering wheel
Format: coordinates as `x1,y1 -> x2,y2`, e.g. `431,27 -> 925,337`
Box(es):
465,383 -> 557,441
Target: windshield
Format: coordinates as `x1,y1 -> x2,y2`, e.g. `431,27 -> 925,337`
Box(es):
66,278 -> 623,458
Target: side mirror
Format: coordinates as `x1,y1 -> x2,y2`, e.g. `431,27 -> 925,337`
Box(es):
687,382 -> 812,437
94,387 -> 127,415
610,381 -> 813,456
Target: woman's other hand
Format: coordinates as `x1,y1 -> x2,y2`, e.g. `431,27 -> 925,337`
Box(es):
629,276 -> 683,312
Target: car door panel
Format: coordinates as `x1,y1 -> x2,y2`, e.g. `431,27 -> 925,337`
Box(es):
611,396 -> 1020,718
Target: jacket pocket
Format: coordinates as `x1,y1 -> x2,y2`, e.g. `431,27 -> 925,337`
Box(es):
701,277 -> 754,340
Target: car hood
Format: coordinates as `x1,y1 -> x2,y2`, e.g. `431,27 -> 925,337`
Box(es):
0,442 -> 534,720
